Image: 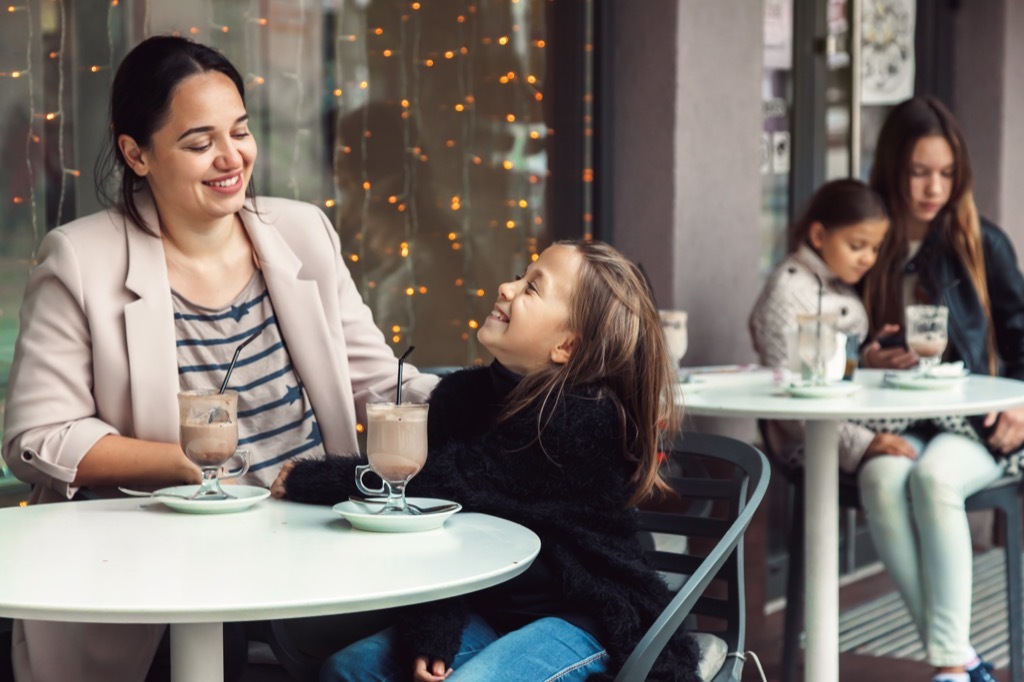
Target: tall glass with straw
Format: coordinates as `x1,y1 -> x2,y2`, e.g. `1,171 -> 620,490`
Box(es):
356,347 -> 430,514
176,328 -> 263,499
795,276 -> 837,385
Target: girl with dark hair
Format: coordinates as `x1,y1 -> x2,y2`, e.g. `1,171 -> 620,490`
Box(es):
857,95 -> 1024,682
2,35 -> 437,681
272,241 -> 701,681
749,178 -> 911,471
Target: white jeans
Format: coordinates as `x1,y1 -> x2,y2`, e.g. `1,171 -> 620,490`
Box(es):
857,431 -> 1006,666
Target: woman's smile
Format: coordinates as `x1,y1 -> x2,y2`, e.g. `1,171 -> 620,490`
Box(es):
203,172 -> 244,193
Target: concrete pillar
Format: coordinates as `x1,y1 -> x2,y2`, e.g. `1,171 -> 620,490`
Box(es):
610,0 -> 764,369
954,0 -> 1024,244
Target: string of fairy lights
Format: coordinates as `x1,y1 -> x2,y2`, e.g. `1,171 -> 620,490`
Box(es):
0,0 -> 582,367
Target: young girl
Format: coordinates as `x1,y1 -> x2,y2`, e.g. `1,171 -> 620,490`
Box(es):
858,95 -> 1024,682
749,178 -> 916,473
273,241 -> 701,681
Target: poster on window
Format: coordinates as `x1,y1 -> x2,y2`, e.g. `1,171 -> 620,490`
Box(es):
860,0 -> 915,104
764,0 -> 792,71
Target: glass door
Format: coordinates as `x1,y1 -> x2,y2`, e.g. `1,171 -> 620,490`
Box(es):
760,0 -> 956,611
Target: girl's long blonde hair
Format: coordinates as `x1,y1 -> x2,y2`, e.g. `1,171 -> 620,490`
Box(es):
502,240 -> 680,506
863,95 -> 997,374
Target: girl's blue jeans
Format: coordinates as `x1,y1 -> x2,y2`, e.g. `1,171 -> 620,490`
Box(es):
319,613 -> 609,682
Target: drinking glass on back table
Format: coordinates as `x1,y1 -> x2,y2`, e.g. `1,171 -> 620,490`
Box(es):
659,310 -> 688,371
356,402 -> 429,514
797,315 -> 838,386
905,304 -> 949,374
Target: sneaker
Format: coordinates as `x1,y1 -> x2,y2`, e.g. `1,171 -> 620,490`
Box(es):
967,661 -> 997,682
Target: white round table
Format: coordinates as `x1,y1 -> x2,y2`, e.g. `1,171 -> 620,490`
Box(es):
681,368 -> 1024,682
0,497 -> 541,681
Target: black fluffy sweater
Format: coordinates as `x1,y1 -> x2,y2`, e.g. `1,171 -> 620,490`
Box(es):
285,364 -> 700,681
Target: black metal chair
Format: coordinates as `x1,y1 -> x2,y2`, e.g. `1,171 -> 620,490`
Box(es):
617,431 -> 770,682
0,617 -> 12,682
759,421 -> 1024,682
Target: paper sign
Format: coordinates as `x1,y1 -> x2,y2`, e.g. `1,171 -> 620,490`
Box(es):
771,131 -> 791,174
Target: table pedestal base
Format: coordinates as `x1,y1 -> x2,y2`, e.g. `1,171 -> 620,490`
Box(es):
171,622 -> 224,682
805,419 -> 839,682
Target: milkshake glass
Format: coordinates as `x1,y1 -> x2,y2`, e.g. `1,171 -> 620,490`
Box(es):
356,402 -> 429,514
178,389 -> 249,499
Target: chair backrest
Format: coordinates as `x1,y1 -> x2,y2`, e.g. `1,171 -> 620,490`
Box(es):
615,432 -> 770,682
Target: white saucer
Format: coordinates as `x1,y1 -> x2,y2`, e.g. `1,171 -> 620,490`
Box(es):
676,378 -> 705,395
883,369 -> 970,391
153,485 -> 271,514
785,382 -> 862,399
333,497 -> 461,533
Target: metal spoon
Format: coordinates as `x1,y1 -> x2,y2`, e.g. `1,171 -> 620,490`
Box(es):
348,495 -> 459,515
118,487 -> 234,501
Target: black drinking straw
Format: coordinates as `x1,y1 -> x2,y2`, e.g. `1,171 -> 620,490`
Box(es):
814,275 -> 824,381
395,346 -> 416,404
219,327 -> 265,394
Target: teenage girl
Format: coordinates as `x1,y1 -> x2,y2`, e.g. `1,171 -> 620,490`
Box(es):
273,240 -> 701,681
858,95 -> 1024,682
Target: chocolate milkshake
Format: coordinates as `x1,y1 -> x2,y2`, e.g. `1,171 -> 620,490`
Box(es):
366,402 -> 428,483
178,390 -> 239,468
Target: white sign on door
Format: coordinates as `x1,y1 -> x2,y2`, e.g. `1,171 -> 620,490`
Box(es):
861,0 -> 916,104
771,131 -> 791,174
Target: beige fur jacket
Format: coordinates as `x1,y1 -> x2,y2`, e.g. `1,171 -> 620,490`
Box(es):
748,245 -> 875,472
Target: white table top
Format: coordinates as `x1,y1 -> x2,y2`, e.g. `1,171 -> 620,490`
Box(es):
681,368 -> 1024,420
0,497 -> 540,624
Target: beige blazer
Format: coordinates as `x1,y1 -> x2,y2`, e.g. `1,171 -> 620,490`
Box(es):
3,193 -> 437,505
2,195 -> 438,681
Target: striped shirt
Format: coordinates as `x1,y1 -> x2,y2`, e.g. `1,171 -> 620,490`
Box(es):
173,271 -> 325,487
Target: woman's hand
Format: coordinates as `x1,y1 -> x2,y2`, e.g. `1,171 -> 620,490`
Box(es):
413,656 -> 452,681
270,460 -> 296,499
861,432 -> 917,465
862,324 -> 918,370
984,407 -> 1024,455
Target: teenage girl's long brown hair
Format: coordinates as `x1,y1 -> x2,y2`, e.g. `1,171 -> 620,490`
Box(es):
502,240 -> 680,506
863,95 -> 997,373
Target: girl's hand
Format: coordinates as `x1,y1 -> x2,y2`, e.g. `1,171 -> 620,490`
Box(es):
861,433 -> 917,465
413,656 -> 452,681
270,460 -> 296,499
863,324 -> 918,370
984,408 -> 1024,454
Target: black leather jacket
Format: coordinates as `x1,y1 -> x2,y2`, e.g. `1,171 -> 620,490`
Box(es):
907,218 -> 1024,446
908,218 -> 1024,379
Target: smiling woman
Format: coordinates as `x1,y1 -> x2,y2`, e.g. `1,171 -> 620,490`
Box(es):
0,35 -> 438,682
117,69 -> 259,309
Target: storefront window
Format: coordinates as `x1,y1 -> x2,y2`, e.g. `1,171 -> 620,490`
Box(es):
0,0 -> 593,490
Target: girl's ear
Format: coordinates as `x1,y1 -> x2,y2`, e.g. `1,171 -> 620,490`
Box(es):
549,334 -> 577,365
118,134 -> 149,177
807,221 -> 827,250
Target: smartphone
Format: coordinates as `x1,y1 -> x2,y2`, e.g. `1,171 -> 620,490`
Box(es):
877,333 -> 908,350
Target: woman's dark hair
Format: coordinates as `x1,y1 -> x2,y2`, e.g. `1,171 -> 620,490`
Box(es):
95,35 -> 255,235
787,178 -> 888,253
